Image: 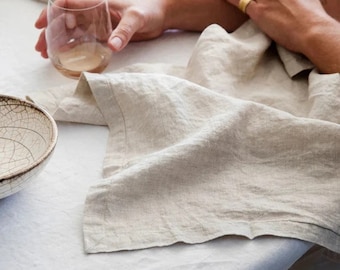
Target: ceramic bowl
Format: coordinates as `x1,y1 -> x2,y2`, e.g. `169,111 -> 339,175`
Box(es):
0,95 -> 58,199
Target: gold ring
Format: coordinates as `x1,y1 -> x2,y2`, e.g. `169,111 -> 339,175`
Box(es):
238,0 -> 252,13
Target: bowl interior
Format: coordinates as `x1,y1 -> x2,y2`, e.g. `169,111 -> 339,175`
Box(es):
0,95 -> 57,180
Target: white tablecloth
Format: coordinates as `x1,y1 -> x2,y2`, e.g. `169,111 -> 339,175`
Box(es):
0,0 -> 313,269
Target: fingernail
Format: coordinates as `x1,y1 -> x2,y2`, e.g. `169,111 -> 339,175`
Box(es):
110,37 -> 123,50
65,13 -> 76,29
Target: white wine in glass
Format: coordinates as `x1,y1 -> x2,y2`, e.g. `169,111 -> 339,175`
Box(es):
46,0 -> 112,79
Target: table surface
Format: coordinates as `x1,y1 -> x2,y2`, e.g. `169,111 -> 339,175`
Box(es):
0,0 -> 313,269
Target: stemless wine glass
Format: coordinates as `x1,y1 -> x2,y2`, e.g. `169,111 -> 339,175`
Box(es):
46,0 -> 113,79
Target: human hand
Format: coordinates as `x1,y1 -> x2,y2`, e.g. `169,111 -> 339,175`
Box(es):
225,0 -> 333,54
35,0 -> 167,58
226,0 -> 340,73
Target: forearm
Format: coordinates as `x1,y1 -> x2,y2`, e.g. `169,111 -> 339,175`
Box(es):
163,0 -> 248,32
303,19 -> 340,74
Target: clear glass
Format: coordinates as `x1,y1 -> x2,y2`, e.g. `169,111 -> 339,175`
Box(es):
46,0 -> 112,79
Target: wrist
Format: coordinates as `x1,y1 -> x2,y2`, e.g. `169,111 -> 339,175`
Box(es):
163,0 -> 199,31
162,0 -> 177,30
302,18 -> 340,73
163,0 -> 247,32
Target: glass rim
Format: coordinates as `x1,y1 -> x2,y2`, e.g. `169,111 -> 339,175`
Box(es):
48,0 -> 107,12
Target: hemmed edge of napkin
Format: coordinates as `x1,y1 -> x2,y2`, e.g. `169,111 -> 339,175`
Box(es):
82,72 -> 129,175
83,219 -> 339,254
80,71 -> 340,255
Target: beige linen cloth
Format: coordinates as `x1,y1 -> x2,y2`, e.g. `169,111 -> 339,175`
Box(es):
28,22 -> 340,253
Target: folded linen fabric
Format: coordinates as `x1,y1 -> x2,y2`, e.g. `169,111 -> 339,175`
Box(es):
28,22 -> 340,253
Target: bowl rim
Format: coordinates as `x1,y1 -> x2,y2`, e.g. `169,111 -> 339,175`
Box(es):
0,94 -> 58,181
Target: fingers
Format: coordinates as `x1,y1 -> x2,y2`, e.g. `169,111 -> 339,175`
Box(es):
36,1 -> 146,55
65,13 -> 77,29
35,13 -> 80,59
35,8 -> 47,29
243,0 -> 255,16
226,0 -> 255,16
108,8 -> 145,51
35,8 -> 48,57
35,29 -> 48,58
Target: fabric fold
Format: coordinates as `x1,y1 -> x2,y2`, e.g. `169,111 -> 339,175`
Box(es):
27,22 -> 340,254
81,72 -> 339,253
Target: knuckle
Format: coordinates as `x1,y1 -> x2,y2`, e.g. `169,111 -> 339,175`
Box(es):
126,7 -> 147,27
116,8 -> 147,40
117,25 -> 133,40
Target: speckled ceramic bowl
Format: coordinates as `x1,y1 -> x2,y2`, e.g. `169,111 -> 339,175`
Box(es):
0,95 -> 58,199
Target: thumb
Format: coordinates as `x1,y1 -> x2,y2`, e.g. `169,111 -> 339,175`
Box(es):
108,35 -> 124,52
108,9 -> 144,51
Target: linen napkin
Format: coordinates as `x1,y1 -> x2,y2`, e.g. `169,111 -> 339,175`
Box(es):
28,22 -> 340,254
